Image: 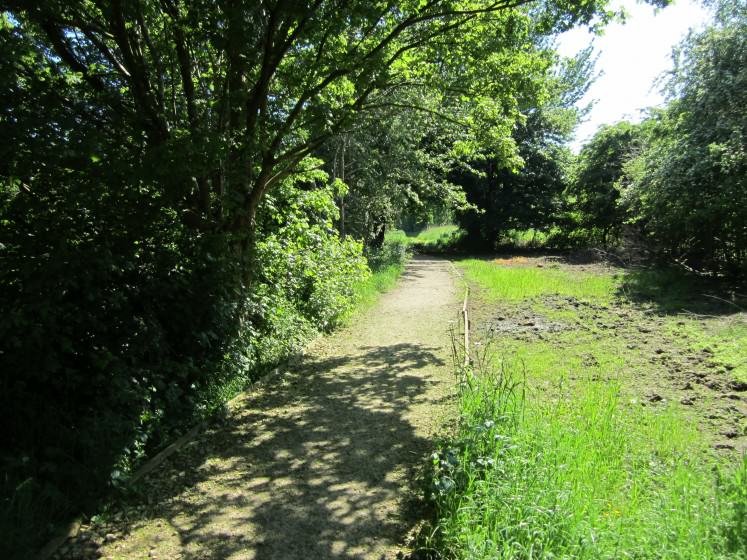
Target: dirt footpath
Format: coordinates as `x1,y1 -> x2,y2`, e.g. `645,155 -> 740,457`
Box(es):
64,256 -> 457,560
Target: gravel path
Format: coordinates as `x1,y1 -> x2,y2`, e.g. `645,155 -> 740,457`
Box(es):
68,256 -> 457,560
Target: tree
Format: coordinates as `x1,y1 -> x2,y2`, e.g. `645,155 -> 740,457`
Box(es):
318,95 -> 477,248
454,44 -> 594,247
569,120 -> 642,245
2,1 -> 626,267
620,0 -> 747,273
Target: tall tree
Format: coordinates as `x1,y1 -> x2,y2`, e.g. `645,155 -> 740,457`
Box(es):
569,120 -> 642,245
621,0 -> 747,273
454,44 -> 594,247
3,0 -> 621,269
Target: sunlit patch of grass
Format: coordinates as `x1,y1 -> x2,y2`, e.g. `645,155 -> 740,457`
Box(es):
414,225 -> 460,245
427,354 -> 747,559
500,334 -> 624,384
459,259 -> 620,302
462,257 -> 747,383
386,225 -> 462,250
704,322 -> 747,383
384,229 -> 409,244
499,228 -> 549,248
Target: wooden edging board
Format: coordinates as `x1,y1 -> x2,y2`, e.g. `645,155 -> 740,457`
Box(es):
463,286 -> 470,368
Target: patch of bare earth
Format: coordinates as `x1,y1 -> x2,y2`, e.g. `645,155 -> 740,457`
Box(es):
469,254 -> 747,456
58,256 -> 457,560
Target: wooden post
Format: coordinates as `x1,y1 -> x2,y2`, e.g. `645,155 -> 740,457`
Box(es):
462,286 -> 470,368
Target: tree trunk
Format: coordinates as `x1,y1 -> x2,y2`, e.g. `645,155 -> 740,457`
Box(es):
371,220 -> 385,249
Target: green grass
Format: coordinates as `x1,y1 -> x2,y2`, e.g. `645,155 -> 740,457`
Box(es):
700,322 -> 747,383
430,360 -> 747,559
386,224 -> 461,249
459,259 -> 620,302
341,235 -> 411,322
384,229 -> 409,243
413,225 -> 460,245
499,228 -> 550,248
352,263 -> 403,312
426,259 -> 747,559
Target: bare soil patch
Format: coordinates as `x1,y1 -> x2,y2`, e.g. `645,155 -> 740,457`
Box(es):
468,254 -> 747,456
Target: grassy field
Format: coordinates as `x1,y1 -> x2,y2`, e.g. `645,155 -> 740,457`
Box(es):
426,257 -> 747,559
386,225 -> 461,250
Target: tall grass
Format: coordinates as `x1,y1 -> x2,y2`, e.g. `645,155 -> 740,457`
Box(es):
427,355 -> 747,559
459,259 -> 619,301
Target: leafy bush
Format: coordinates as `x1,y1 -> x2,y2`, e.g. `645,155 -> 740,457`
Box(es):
365,237 -> 411,272
0,162 -> 368,556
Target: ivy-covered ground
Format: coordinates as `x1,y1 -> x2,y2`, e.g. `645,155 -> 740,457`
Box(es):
52,256 -> 458,560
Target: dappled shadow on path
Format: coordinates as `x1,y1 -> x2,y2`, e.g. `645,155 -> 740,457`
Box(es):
398,259 -> 437,282
86,342 -> 448,559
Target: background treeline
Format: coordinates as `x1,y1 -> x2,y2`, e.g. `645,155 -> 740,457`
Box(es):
0,0 -> 616,554
454,0 -> 746,276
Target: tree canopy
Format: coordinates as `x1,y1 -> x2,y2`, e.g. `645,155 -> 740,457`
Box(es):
621,0 -> 747,272
569,120 -> 643,245
4,0 -> 619,251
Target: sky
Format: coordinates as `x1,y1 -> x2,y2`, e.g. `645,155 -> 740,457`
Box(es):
556,0 -> 711,151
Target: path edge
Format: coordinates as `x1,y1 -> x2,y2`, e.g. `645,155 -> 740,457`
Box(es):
35,335 -> 320,560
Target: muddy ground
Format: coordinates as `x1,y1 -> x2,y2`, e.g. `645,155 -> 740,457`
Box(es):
468,254 -> 747,456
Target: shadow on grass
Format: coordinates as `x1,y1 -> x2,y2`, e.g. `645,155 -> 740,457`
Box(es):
449,252 -> 746,317
616,268 -> 747,316
73,342 -> 447,559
